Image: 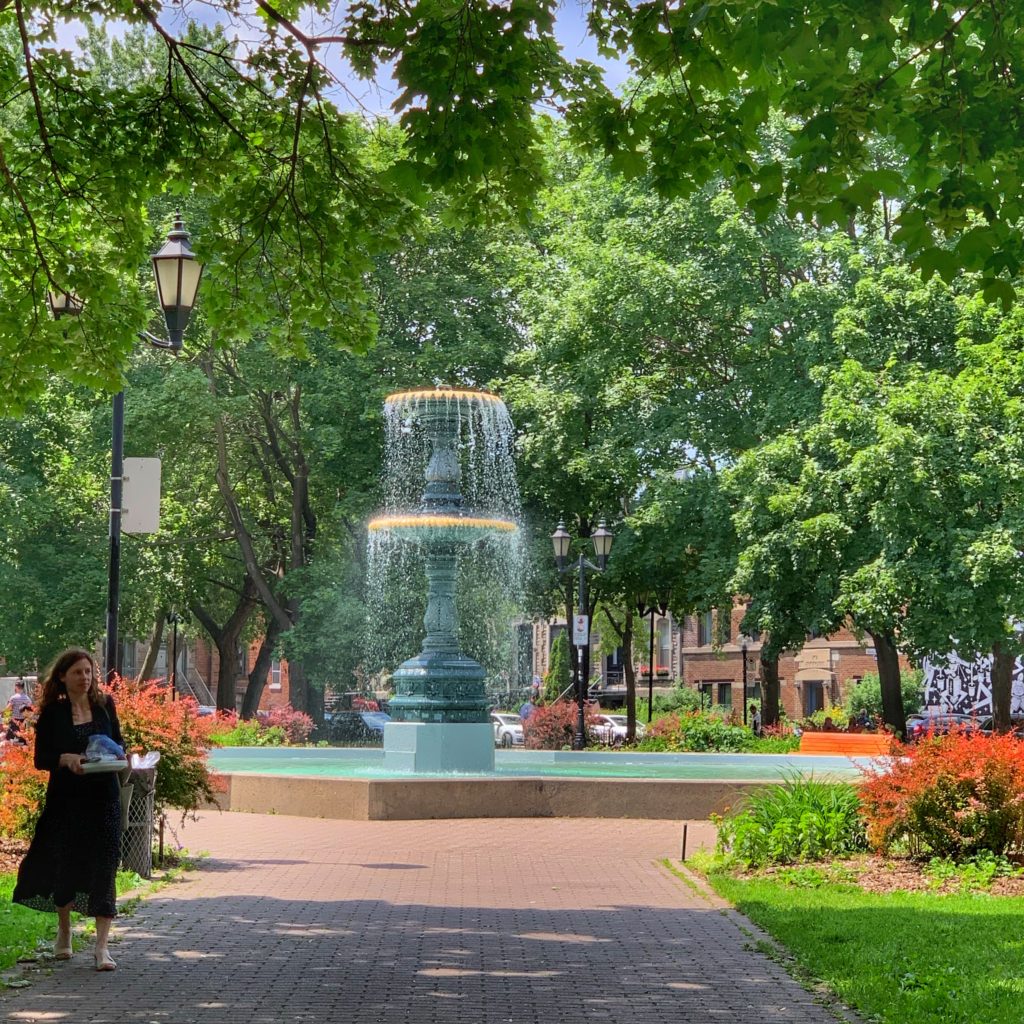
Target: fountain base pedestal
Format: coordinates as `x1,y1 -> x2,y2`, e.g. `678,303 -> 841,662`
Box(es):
383,722 -> 495,773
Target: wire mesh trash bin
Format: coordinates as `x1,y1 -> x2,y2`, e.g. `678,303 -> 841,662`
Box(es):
121,767 -> 157,878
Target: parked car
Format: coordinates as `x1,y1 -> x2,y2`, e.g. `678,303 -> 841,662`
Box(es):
977,716 -> 1024,738
904,711 -> 979,741
491,712 -> 525,748
325,710 -> 391,746
591,714 -> 646,746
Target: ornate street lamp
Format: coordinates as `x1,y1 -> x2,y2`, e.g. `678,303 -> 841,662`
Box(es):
551,519 -> 615,750
637,590 -> 671,725
48,213 -> 204,681
150,214 -> 203,351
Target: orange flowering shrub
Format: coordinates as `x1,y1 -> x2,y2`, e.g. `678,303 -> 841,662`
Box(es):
0,679 -> 219,837
0,734 -> 48,839
109,676 -> 219,816
859,730 -> 1024,858
523,702 -> 600,749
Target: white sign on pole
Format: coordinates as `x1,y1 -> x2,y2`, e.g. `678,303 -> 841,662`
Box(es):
122,457 -> 161,534
573,614 -> 590,647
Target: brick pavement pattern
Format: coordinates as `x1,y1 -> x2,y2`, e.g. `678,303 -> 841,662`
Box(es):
3,813 -> 850,1024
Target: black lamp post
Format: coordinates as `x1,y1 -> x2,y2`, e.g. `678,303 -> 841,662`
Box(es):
168,611 -> 180,700
552,519 -> 613,751
49,213 -> 203,682
636,591 -> 671,724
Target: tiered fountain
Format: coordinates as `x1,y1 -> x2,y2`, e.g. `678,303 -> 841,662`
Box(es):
368,387 -> 521,772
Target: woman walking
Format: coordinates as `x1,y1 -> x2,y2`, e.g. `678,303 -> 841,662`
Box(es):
13,648 -> 125,971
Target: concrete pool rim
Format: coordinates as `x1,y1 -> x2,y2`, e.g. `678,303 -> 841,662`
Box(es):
208,747 -> 872,821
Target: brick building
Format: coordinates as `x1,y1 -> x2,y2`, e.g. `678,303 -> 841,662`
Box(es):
529,599 -> 911,720
120,635 -> 291,711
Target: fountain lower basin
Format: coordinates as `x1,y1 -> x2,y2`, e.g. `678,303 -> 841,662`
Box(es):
208,748 -> 869,821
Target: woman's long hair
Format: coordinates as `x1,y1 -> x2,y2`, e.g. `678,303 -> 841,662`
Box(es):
37,648 -> 106,710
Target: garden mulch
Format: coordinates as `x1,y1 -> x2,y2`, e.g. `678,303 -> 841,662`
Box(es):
0,838 -> 26,876
749,855 -> 1024,897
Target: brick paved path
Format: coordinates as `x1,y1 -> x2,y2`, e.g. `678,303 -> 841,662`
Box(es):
3,813 -> 851,1024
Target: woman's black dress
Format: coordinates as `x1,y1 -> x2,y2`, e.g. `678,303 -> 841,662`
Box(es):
13,698 -> 123,918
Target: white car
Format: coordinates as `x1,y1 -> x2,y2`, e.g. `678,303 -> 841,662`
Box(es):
491,712 -> 525,748
591,714 -> 645,746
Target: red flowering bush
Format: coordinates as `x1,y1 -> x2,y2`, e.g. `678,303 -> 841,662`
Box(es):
109,676 -> 219,816
859,730 -> 1024,858
261,706 -> 314,744
204,705 -> 313,746
0,735 -> 48,839
523,702 -> 600,750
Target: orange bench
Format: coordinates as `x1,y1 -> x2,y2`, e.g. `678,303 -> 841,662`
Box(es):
798,732 -> 893,757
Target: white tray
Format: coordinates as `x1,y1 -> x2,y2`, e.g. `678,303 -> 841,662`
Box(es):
80,759 -> 128,774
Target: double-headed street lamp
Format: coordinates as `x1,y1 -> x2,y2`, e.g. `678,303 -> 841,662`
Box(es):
48,214 -> 204,682
551,519 -> 614,751
636,591 -> 671,724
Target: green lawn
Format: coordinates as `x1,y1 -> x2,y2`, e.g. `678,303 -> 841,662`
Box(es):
0,871 -> 145,971
706,869 -> 1024,1024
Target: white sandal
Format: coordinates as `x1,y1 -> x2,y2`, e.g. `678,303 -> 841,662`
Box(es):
94,950 -> 117,972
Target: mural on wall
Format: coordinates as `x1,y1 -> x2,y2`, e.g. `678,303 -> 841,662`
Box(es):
922,652 -> 1024,716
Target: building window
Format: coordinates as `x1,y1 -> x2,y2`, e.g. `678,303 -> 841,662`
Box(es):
698,682 -> 713,709
270,659 -> 282,692
698,611 -> 714,647
804,681 -> 825,715
657,619 -> 671,671
121,642 -> 137,679
717,683 -> 732,707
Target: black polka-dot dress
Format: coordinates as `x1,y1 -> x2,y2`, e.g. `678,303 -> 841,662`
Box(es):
13,700 -> 123,919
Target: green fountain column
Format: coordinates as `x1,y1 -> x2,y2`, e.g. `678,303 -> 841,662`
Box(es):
382,395 -> 496,771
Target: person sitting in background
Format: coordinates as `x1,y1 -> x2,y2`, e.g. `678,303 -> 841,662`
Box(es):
821,716 -> 838,732
6,679 -> 33,723
4,680 -> 33,745
749,704 -> 762,737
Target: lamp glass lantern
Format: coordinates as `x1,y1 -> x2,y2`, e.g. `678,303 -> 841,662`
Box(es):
551,521 -> 571,568
591,520 -> 613,567
46,289 -> 83,320
151,213 -> 203,350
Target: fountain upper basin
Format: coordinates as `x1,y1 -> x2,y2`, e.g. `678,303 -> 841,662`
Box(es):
368,513 -> 518,543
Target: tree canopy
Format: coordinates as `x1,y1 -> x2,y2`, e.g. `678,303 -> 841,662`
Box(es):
3,2 -> 1024,405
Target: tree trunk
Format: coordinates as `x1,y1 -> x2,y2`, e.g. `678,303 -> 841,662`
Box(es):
990,640 -> 1015,732
288,659 -> 310,718
761,650 -> 781,727
240,616 -> 283,719
869,629 -> 905,736
137,609 -> 167,682
307,681 -> 324,723
191,578 -> 257,712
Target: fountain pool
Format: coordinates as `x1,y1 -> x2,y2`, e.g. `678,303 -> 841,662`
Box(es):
208,748 -> 872,822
